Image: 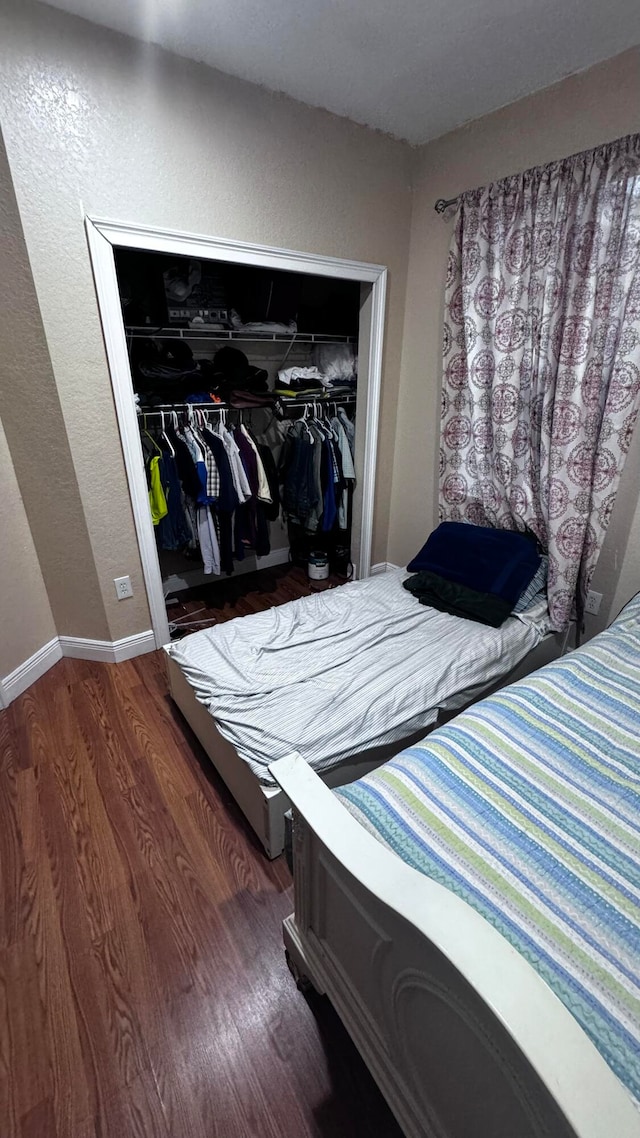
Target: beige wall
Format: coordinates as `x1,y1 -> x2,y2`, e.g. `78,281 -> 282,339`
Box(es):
0,125 -> 111,644
0,0 -> 414,643
0,418 -> 56,679
390,47 -> 640,635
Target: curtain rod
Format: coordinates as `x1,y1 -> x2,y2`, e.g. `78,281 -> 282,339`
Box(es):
434,133 -> 639,216
434,196 -> 459,214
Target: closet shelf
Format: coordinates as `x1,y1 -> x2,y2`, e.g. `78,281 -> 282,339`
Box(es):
125,326 -> 356,344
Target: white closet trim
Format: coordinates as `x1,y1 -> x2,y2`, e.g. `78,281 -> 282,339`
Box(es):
86,217 -> 387,648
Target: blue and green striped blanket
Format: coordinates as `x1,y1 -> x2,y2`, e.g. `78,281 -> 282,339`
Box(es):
336,598 -> 640,1109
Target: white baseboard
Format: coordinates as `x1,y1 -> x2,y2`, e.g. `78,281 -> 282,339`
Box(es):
60,630 -> 156,664
0,630 -> 157,706
1,637 -> 63,706
370,561 -> 401,575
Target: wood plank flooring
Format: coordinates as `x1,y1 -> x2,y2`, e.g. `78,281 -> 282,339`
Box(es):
166,563 -> 350,637
0,646 -> 402,1136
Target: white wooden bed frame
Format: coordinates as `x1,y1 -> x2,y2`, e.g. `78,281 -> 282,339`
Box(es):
270,752 -> 638,1138
165,630 -> 561,858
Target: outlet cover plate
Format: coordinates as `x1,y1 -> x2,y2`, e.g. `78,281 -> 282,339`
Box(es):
114,575 -> 133,600
585,589 -> 602,615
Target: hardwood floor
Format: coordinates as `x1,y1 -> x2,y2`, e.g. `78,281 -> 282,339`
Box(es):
0,649 -> 402,1137
165,563 -> 350,637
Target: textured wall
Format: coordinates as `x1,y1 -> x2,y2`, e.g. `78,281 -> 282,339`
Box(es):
0,125 -> 109,641
0,0 -> 414,642
0,418 -> 57,679
390,47 -> 640,635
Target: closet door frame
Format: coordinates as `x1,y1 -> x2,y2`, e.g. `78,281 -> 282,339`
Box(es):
86,216 -> 387,648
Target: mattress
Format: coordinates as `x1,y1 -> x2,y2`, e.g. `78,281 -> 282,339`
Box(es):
336,595 -> 640,1111
166,568 -> 549,786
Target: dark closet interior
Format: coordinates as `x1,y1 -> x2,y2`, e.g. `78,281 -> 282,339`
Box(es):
116,250 -> 360,333
114,248 -> 362,634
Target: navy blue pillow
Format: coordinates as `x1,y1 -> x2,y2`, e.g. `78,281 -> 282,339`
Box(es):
407,522 -> 541,606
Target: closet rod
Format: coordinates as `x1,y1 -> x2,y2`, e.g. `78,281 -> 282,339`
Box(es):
137,395 -> 356,416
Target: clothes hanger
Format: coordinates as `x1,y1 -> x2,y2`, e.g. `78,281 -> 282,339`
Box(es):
210,405 -> 225,435
313,400 -> 331,437
139,416 -> 157,461
301,402 -> 315,442
160,410 -> 175,457
185,407 -> 206,461
191,407 -> 205,443
142,424 -> 163,455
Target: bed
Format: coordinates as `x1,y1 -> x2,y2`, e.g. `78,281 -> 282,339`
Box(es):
270,595 -> 640,1137
165,567 -> 551,856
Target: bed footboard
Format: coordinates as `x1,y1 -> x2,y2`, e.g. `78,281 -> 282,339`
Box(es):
269,755 -> 637,1138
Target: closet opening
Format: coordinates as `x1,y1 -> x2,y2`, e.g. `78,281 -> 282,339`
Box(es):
87,220 -> 386,648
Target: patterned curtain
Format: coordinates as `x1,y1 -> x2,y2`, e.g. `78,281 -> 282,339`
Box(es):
440,133 -> 640,631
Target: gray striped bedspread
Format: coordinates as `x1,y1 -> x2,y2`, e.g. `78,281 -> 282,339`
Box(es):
166,568 -> 548,785
337,596 -> 640,1110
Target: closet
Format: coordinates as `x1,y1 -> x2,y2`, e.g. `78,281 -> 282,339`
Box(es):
114,248 -> 361,633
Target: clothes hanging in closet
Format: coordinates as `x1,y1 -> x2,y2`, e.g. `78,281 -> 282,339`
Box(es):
148,455 -> 168,525
256,444 -> 280,521
197,505 -> 220,575
230,423 -> 274,560
157,453 -> 192,550
279,410 -> 355,535
199,426 -> 238,574
140,409 -> 281,577
140,401 -> 355,580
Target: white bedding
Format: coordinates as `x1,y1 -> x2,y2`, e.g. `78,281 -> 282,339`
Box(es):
166,568 -> 550,785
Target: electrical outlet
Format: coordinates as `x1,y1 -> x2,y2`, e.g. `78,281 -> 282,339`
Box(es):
585,589 -> 602,615
114,575 -> 133,601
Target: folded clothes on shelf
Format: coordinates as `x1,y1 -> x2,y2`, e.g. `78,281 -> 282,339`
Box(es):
312,342 -> 357,382
277,366 -> 325,385
275,384 -> 326,401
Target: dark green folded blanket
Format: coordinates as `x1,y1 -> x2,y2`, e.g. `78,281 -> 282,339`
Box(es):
403,570 -> 513,628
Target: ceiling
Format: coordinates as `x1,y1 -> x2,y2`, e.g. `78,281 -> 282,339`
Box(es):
42,0 -> 640,144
